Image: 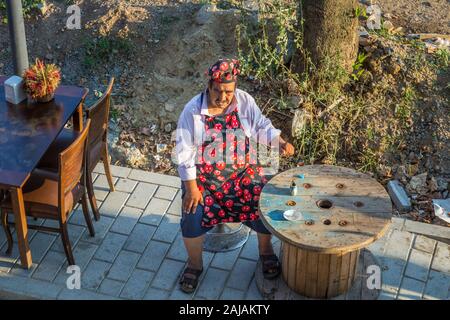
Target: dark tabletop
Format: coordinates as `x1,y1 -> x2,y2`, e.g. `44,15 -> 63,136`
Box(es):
0,76 -> 85,188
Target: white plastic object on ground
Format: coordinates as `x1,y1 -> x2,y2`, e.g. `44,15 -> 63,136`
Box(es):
432,199 -> 450,223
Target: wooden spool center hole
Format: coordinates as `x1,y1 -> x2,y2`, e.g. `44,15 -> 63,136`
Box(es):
316,199 -> 333,209
323,219 -> 332,225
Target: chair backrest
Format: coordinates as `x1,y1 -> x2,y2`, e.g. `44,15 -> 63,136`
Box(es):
58,119 -> 91,215
80,88 -> 89,109
85,78 -> 114,172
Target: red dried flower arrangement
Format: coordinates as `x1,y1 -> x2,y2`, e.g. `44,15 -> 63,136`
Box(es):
23,58 -> 61,102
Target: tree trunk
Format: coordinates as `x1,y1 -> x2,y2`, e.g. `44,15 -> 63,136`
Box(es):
296,0 -> 359,74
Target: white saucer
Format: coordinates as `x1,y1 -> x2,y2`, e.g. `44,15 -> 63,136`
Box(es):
283,210 -> 303,221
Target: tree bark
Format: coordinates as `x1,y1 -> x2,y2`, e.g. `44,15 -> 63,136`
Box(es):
296,0 -> 359,74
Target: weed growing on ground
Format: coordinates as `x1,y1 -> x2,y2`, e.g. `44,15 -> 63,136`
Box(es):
83,36 -> 133,68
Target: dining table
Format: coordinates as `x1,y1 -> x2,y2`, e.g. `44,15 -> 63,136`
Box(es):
0,75 -> 86,268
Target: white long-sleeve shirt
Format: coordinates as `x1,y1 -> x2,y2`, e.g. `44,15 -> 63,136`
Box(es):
175,88 -> 281,181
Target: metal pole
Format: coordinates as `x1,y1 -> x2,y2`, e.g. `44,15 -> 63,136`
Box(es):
6,0 -> 29,75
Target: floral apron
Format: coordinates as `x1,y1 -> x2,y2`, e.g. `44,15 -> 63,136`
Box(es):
196,93 -> 268,227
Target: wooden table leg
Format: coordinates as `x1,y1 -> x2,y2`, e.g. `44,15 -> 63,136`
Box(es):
10,187 -> 32,269
72,104 -> 83,132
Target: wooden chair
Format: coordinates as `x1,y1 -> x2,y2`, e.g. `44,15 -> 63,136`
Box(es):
1,120 -> 94,266
37,78 -> 115,221
84,78 -> 115,221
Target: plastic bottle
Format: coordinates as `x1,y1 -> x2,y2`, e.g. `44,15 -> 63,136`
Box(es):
290,180 -> 298,196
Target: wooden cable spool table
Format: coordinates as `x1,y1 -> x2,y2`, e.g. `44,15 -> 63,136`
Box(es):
258,165 -> 392,299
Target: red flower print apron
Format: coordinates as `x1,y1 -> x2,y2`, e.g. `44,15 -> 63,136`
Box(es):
196,93 -> 268,227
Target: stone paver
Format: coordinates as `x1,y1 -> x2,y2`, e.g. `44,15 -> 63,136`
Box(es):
404,219 -> 450,239
115,178 -> 138,193
378,229 -> 414,298
169,286 -> 196,300
126,182 -> 157,209
9,232 -> 57,278
211,248 -> 242,271
423,270 -> 450,300
58,288 -> 120,300
81,259 -> 112,290
0,226 -> 7,249
143,287 -> 170,300
69,206 -> 91,226
128,169 -> 181,188
226,258 -> 258,291
151,259 -> 185,291
245,277 -> 263,300
0,243 -> 20,273
53,241 -> 99,285
94,174 -> 118,191
98,278 -> 125,297
431,242 -> 450,274
155,186 -> 178,201
100,191 -> 130,218
28,232 -> 57,263
94,164 -> 132,178
32,251 -> 67,282
384,229 -> 414,260
239,234 -> 259,261
9,262 -> 38,278
167,190 -> 182,216
124,223 -> 156,253
93,189 -> 109,202
413,235 -> 436,253
397,277 -> 425,300
1,273 -> 62,299
166,233 -> 188,262
137,240 -> 171,272
120,269 -> 155,300
81,215 -> 115,245
220,287 -> 245,300
110,206 -> 143,235
152,214 -> 180,243
378,255 -> 407,298
196,267 -> 229,300
139,198 -> 171,226
108,250 -> 140,282
94,232 -> 128,263
1,165 -> 449,301
404,249 -> 433,282
51,225 -> 85,253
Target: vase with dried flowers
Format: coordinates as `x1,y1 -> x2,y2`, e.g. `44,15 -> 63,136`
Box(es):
23,58 -> 61,103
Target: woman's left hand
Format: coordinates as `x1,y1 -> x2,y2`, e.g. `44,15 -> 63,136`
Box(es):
280,141 -> 295,156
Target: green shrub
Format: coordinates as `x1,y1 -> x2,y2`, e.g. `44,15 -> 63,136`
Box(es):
82,36 -> 133,68
0,0 -> 46,24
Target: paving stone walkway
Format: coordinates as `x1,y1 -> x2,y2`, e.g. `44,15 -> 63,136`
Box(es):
0,164 -> 449,300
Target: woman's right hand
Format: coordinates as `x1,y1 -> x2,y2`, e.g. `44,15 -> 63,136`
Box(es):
182,181 -> 204,214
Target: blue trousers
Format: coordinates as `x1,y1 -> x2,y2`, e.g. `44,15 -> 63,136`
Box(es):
180,186 -> 271,238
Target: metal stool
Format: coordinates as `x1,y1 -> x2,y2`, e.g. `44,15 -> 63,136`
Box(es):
203,223 -> 250,252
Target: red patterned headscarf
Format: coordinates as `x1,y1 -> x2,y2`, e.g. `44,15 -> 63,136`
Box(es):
207,58 -> 241,83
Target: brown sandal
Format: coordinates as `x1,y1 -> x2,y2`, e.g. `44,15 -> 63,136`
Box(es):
179,267 -> 203,293
260,254 -> 281,279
